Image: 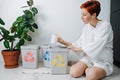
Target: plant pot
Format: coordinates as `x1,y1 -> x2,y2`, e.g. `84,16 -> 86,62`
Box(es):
1,50 -> 20,68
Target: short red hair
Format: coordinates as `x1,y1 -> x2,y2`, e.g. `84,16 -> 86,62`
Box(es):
80,0 -> 101,17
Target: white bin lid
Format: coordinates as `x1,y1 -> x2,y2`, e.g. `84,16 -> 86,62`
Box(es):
21,45 -> 40,50
40,43 -> 68,52
40,43 -> 57,48
50,46 -> 69,52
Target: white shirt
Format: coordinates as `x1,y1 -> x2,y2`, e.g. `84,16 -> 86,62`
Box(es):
73,21 -> 113,64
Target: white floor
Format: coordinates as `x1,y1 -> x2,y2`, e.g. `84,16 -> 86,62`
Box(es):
0,62 -> 120,80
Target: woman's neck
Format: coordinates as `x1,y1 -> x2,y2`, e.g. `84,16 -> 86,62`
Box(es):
90,18 -> 100,28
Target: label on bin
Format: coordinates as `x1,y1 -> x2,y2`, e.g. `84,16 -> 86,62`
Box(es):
52,54 -> 65,67
24,51 -> 35,63
43,50 -> 51,62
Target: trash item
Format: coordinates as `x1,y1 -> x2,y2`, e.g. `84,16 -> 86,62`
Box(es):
51,34 -> 57,44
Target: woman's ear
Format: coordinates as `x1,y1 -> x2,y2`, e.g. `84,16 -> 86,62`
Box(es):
92,13 -> 97,18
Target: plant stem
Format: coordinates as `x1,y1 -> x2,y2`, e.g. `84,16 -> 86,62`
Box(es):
0,38 -> 3,41
13,43 -> 17,50
0,32 -> 4,41
12,32 -> 17,50
11,41 -> 13,50
0,32 -> 3,37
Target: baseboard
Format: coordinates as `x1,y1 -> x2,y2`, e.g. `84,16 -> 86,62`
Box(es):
114,60 -> 120,68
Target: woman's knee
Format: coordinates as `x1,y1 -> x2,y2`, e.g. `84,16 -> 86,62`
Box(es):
70,66 -> 82,77
85,67 -> 106,80
70,61 -> 87,78
86,71 -> 98,80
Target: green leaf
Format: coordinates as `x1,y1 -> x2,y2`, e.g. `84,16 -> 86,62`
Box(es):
25,35 -> 32,41
16,16 -> 23,23
10,26 -> 17,33
0,27 -> 10,36
32,23 -> 38,29
4,40 -> 10,49
15,39 -> 25,50
31,7 -> 38,14
29,26 -> 35,32
19,39 -> 25,45
24,10 -> 33,19
0,27 -> 7,33
22,15 -> 28,21
0,18 -> 5,25
14,34 -> 19,38
8,36 -> 15,42
28,18 -> 34,24
23,27 -> 29,32
19,22 -> 25,28
17,25 -> 23,35
16,43 -> 21,50
12,21 -> 18,27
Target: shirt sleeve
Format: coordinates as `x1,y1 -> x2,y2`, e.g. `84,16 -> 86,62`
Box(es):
82,22 -> 113,59
72,38 -> 82,47
72,29 -> 84,47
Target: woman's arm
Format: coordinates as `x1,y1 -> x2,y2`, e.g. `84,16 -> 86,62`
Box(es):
68,45 -> 83,52
56,34 -> 72,46
56,34 -> 83,52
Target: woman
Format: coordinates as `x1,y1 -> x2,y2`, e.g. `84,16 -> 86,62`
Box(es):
56,0 -> 113,80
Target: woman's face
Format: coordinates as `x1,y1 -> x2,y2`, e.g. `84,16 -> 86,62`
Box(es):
81,8 -> 93,24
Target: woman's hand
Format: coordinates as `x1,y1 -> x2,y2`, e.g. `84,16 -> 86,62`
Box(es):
68,45 -> 83,52
55,34 -> 65,44
55,34 -> 72,46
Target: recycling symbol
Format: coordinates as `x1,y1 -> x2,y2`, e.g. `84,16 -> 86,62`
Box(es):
43,50 -> 50,62
23,51 -> 34,63
52,54 -> 65,67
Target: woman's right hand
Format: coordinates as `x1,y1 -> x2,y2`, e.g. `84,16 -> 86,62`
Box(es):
55,34 -> 72,46
55,34 -> 64,44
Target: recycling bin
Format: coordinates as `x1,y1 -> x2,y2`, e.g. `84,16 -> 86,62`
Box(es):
21,45 -> 39,69
50,46 -> 69,74
40,44 -> 51,68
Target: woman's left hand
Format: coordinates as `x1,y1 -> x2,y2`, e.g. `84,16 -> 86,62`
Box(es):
67,45 -> 83,52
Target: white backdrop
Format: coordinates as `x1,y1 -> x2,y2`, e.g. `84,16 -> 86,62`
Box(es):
0,0 -> 111,62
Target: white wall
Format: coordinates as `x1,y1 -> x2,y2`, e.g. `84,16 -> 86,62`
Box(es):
0,0 -> 111,62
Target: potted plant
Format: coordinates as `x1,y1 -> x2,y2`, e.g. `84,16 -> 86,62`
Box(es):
0,0 -> 38,68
